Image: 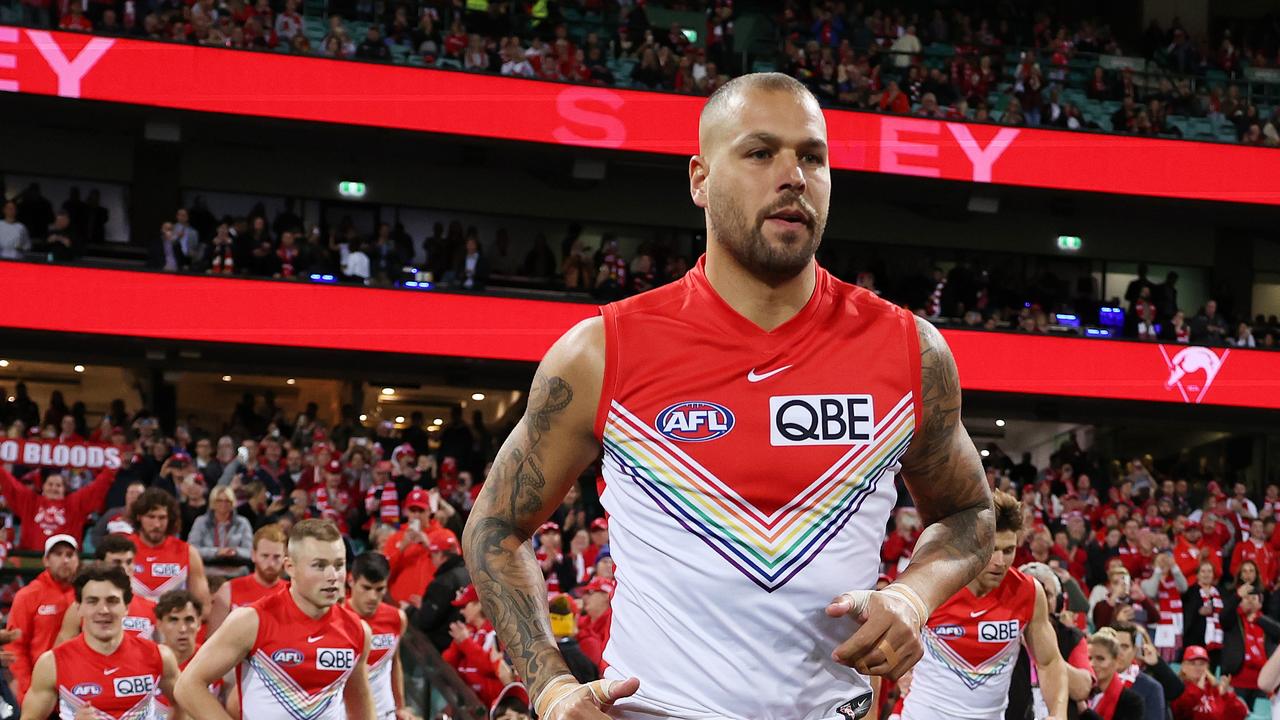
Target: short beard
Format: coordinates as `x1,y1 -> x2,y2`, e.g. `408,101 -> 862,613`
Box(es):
707,186 -> 824,286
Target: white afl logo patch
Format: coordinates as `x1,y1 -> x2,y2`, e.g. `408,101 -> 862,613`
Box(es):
655,401 -> 735,442
769,395 -> 874,446
113,675 -> 154,697
978,620 -> 1019,643
317,648 -> 355,671
71,683 -> 102,697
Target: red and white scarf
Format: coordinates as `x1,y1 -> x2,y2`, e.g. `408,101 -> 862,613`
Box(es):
1200,585 -> 1224,649
1089,672 -> 1126,719
363,482 -> 400,527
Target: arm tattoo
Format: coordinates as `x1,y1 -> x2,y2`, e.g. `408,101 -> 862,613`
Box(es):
463,372 -> 576,701
897,318 -> 994,608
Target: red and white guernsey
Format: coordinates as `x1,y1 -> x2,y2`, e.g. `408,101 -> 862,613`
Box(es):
228,574 -> 288,609
901,568 -> 1038,720
155,647 -> 220,719
237,590 -> 367,720
596,257 -> 920,720
125,534 -> 191,603
52,632 -> 162,719
361,602 -> 403,720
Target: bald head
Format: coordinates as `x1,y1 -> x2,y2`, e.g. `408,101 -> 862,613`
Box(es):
699,72 -> 824,156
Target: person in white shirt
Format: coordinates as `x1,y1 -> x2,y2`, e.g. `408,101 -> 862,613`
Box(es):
343,242 -> 372,282
890,25 -> 921,68
0,200 -> 32,260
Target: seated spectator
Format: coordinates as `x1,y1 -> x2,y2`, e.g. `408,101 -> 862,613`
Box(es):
58,3 -> 92,31
90,480 -> 145,550
1190,301 -> 1228,346
356,25 -> 390,61
187,485 -> 254,563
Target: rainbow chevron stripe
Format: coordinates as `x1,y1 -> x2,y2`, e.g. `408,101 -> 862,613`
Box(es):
602,393 -> 914,592
247,649 -> 350,720
57,686 -> 154,720
921,629 -> 1020,691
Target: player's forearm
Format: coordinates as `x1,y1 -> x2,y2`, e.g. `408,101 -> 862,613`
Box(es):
1040,659 -> 1068,717
176,678 -> 234,720
464,515 -> 572,702
895,500 -> 995,612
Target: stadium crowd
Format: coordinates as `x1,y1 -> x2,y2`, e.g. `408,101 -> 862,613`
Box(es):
0,374 -> 1275,717
3,185 -> 1277,349
11,0 -> 1280,146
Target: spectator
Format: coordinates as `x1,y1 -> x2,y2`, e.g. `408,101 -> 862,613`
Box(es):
188,485 -> 253,563
90,480 -> 146,550
889,24 -> 920,68
1109,622 -> 1178,720
0,200 -> 32,260
1220,585 -> 1280,707
1177,561 -> 1228,666
356,25 -> 390,61
5,534 -> 80,699
1094,566 -> 1158,628
1230,322 -> 1256,348
443,584 -> 505,705
1171,644 -> 1248,720
1086,627 -> 1146,719
453,232 -> 489,291
385,489 -> 444,606
411,530 -> 469,652
548,593 -> 598,684
58,2 -> 92,31
43,211 -> 76,262
575,576 -> 613,671
0,466 -> 115,553
1190,300 -> 1228,346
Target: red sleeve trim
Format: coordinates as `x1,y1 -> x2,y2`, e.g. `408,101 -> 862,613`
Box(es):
593,305 -> 620,442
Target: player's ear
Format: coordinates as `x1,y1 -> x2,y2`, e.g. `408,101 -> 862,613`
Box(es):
689,155 -> 710,209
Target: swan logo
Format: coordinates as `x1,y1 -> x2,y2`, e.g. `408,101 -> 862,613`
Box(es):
1160,346 -> 1229,404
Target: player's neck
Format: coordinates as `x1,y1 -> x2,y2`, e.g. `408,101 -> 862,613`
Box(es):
84,630 -> 125,656
169,643 -> 195,666
966,579 -> 996,598
703,245 -> 816,332
289,585 -> 329,620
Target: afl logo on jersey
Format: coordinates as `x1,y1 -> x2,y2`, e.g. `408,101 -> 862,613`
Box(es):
934,624 -> 965,638
72,683 -> 102,697
271,649 -> 305,666
655,401 -> 735,442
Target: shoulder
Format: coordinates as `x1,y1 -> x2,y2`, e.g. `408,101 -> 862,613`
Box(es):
605,276 -> 693,320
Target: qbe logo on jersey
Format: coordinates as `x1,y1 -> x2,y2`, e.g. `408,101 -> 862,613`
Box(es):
770,395 -> 874,446
978,620 -> 1019,643
113,675 -> 155,697
317,648 -> 355,671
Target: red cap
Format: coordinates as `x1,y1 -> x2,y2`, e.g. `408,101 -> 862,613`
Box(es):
374,460 -> 394,473
538,521 -> 561,535
1183,645 -> 1210,662
428,529 -> 459,553
451,584 -> 479,607
580,577 -> 616,595
392,443 -> 416,462
590,518 -> 609,532
405,488 -> 431,511
311,442 -> 332,455
324,458 -> 342,474
110,426 -> 125,436
170,451 -> 191,463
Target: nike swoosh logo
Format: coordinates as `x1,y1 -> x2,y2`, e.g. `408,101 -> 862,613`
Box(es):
747,365 -> 793,383
307,635 -> 324,643
969,608 -> 990,618
146,556 -> 158,561
104,668 -> 118,675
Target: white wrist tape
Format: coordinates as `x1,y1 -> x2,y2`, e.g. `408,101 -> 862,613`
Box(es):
882,583 -> 929,627
532,675 -> 576,719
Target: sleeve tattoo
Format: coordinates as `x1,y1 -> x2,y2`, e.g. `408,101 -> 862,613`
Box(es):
463,372 -> 578,700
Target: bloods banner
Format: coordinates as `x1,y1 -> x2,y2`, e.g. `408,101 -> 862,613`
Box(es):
3,263 -> 1280,411
0,439 -> 122,469
2,26 -> 1280,206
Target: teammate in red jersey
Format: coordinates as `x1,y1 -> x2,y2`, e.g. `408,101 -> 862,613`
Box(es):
21,563 -> 183,719
208,524 -> 289,633
346,552 -> 419,720
124,488 -> 211,615
463,72 -> 995,720
176,518 -> 374,720
154,590 -> 233,718
57,534 -> 158,643
901,490 -> 1068,720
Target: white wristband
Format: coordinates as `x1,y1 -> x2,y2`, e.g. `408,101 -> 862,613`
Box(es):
532,674 -> 576,718
882,583 -> 929,627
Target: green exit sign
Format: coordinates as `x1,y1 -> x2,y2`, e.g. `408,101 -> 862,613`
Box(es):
1057,235 -> 1082,251
338,181 -> 366,198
